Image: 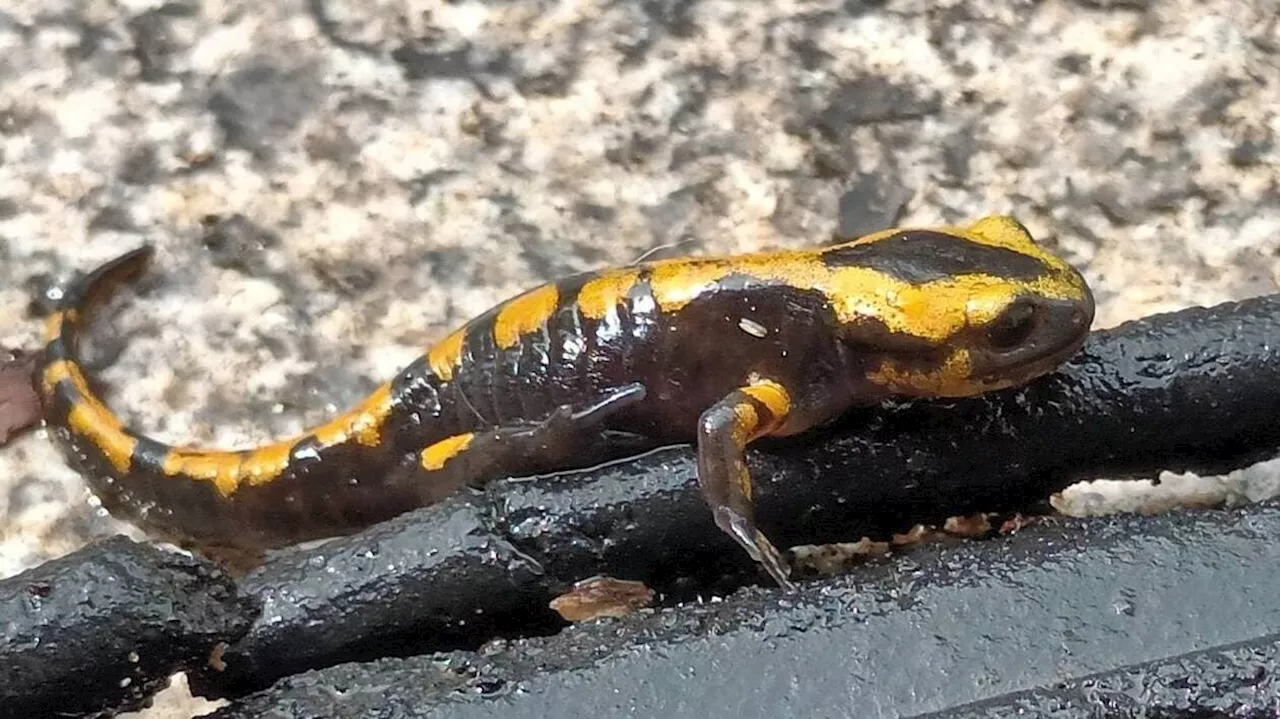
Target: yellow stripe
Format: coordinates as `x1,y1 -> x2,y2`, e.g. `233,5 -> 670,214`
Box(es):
728,401 -> 759,447
575,270 -> 640,320
43,309 -> 77,340
493,284 -> 559,349
645,251 -> 1079,344
161,451 -> 246,497
311,383 -> 393,448
865,350 -> 975,397
743,379 -> 791,430
420,432 -> 475,471
161,382 -> 395,495
427,329 -> 466,381
42,359 -> 137,474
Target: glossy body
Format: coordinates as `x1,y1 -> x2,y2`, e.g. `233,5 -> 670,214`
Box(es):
36,216 -> 1094,588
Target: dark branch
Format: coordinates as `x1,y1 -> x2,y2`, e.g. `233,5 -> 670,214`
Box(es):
0,537 -> 258,717
190,293 -> 1280,697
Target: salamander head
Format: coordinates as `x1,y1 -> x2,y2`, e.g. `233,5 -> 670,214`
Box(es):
824,215 -> 1095,398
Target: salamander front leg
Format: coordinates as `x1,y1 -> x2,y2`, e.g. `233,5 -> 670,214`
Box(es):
696,380 -> 797,591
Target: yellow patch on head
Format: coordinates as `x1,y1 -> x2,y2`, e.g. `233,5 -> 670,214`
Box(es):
420,432 -> 474,471
866,350 -> 976,398
43,360 -> 137,473
642,249 -> 1041,345
826,269 -> 1083,345
965,216 -> 1035,250
847,215 -> 1040,254
840,226 -> 907,247
428,329 -> 466,381
836,216 -> 1084,311
964,216 -> 1072,272
493,284 -> 559,349
576,270 -> 640,320
887,277 -> 1016,341
312,383 -> 393,448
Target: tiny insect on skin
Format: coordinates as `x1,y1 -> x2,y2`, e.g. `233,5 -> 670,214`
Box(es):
35,215 -> 1094,590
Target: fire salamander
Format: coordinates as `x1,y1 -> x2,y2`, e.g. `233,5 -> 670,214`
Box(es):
36,216 -> 1094,590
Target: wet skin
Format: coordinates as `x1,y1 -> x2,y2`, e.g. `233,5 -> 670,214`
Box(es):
36,215 -> 1094,589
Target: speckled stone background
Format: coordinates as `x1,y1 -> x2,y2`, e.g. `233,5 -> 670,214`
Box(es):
0,0 -> 1277,715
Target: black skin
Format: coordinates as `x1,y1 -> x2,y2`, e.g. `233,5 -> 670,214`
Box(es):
34,227 -> 1093,588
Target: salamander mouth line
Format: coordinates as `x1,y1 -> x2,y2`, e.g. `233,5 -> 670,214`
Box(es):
978,344 -> 1084,385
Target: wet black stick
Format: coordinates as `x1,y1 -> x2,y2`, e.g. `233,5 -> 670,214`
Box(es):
208,500 -> 1280,719
0,536 -> 259,719
191,293 -> 1280,697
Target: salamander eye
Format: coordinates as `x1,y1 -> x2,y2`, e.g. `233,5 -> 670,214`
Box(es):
986,300 -> 1037,349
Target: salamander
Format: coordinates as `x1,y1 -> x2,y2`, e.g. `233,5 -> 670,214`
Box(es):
35,215 -> 1094,590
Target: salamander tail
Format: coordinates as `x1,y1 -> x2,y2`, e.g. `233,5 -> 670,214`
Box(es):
36,246 -> 177,484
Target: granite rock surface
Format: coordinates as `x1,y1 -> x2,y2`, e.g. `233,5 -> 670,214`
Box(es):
0,1 -> 1277,713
